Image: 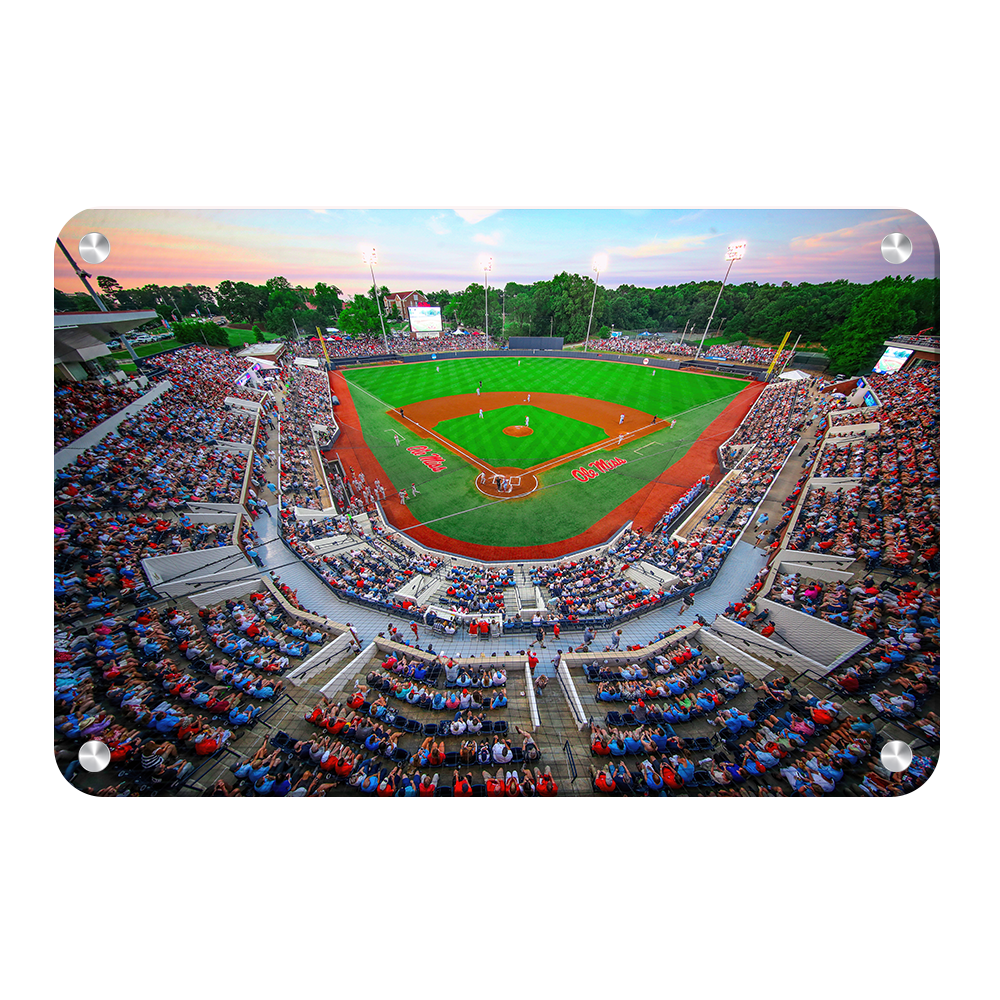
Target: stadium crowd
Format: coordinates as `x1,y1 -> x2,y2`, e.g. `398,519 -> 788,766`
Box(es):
293,329 -> 497,360
55,334 -> 938,796
54,380 -> 142,452
714,369 -> 939,788
278,365 -> 333,508
609,381 -> 810,591
588,337 -> 794,367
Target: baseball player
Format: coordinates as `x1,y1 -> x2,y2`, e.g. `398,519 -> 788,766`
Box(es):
411,483 -> 420,495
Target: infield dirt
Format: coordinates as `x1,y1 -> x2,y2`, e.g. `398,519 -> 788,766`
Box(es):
326,370 -> 767,561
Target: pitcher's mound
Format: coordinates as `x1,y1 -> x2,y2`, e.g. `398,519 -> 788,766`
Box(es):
503,425 -> 533,437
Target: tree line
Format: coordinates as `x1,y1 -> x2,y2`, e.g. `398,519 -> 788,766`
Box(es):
56,270 -> 939,376
55,277 -> 348,340
424,273 -> 938,374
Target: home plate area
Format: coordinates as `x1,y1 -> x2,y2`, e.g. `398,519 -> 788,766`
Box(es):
475,470 -> 538,498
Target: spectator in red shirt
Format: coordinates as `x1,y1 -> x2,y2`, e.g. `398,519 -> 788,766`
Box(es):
590,763 -> 616,793
536,767 -> 557,796
484,768 -> 506,796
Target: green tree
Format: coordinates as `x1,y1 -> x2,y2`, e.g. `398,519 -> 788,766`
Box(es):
96,275 -> 135,310
171,319 -> 229,347
311,282 -> 344,323
55,288 -> 81,312
425,289 -> 453,311
826,277 -> 918,375
339,289 -> 385,339
264,285 -> 305,338
216,280 -> 269,323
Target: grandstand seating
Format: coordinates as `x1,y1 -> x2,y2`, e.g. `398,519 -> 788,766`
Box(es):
55,343 -> 938,797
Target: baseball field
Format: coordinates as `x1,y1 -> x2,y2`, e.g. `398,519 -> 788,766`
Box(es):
330,355 -> 762,559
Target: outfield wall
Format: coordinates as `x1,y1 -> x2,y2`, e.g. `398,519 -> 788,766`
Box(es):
329,349 -> 769,380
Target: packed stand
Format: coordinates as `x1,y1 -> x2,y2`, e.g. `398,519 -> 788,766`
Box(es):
55,592 -> 324,795
236,648 -> 553,798
153,344 -> 269,404
587,337 -> 794,367
54,380 -> 143,452
528,556 -> 666,623
54,345 -> 276,635
607,383 -> 809,589
582,635 -> 933,796
788,371 -> 939,574
442,565 -> 513,615
278,364 -> 333,508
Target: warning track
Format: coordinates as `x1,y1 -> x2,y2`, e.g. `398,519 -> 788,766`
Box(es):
327,370 -> 768,561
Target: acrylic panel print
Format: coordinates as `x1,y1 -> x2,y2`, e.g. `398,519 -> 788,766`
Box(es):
54,209 -> 940,798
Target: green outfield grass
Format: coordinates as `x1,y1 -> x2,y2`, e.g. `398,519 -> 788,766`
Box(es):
110,339 -> 182,359
345,355 -> 743,414
344,356 -> 747,548
433,405 -> 605,469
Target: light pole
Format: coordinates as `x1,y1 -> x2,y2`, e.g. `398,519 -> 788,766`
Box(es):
56,237 -> 142,364
697,242 -> 746,359
480,255 -> 492,351
583,254 -> 607,352
778,332 -> 802,376
362,247 -> 390,356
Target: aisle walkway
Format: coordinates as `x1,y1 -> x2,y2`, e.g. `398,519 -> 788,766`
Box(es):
255,497 -> 766,659
246,370 -> 810,659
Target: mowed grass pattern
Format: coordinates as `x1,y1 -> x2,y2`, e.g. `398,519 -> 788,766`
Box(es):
345,355 -> 745,415
344,357 -> 747,548
433,406 -> 605,469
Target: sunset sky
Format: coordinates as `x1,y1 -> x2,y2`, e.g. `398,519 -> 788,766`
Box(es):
54,208 -> 938,297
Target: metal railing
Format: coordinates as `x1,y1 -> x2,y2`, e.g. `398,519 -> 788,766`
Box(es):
562,741 -> 579,783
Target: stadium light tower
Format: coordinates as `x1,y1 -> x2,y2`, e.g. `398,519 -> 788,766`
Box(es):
480,255 -> 493,351
584,254 -> 608,353
361,247 -> 390,356
697,242 -> 745,359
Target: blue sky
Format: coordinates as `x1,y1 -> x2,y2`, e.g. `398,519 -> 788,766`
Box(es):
55,207 -> 938,296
